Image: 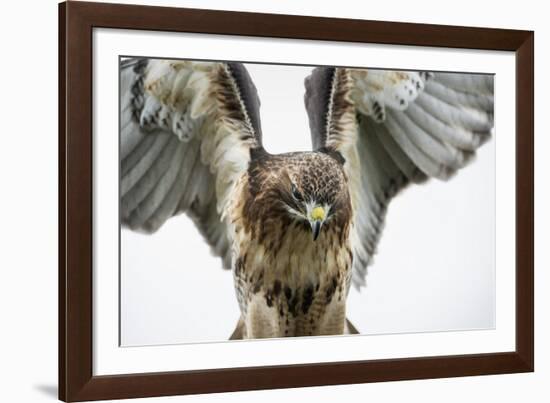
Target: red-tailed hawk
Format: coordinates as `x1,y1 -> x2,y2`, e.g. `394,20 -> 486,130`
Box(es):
120,59 -> 493,339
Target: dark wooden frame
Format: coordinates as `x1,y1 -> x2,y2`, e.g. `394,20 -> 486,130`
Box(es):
59,1 -> 534,401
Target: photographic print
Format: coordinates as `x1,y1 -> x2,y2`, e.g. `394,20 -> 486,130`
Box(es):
120,58 -> 495,346
59,4 -> 533,398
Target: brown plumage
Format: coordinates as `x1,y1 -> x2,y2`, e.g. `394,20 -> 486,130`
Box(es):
229,150 -> 353,338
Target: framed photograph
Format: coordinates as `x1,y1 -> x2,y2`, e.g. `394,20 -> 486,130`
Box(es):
59,1 -> 534,401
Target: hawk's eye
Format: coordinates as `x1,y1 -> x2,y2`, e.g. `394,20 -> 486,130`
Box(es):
291,185 -> 303,201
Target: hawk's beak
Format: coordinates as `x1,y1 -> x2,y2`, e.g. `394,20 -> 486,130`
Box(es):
311,221 -> 322,241
310,206 -> 326,241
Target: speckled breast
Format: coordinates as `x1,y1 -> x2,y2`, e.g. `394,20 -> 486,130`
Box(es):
231,212 -> 353,339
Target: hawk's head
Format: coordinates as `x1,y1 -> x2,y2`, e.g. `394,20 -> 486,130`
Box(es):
246,150 -> 351,242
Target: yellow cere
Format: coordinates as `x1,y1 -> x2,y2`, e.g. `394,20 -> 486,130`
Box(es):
311,206 -> 326,221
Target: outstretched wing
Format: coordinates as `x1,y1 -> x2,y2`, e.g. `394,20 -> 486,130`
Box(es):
121,58 -> 263,269
304,67 -> 493,287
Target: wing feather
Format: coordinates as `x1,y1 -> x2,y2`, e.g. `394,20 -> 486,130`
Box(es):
415,91 -> 492,133
404,102 -> 485,151
367,118 -> 427,184
122,137 -> 180,221
121,133 -> 173,196
434,72 -> 494,94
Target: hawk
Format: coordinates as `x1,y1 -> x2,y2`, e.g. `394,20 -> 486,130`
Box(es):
121,58 -> 494,339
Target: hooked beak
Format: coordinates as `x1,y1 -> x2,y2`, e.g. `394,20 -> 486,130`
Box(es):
311,220 -> 322,241
309,206 -> 326,241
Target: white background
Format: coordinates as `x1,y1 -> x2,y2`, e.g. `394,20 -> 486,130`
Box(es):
0,0 -> 547,402
121,63 -> 496,346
